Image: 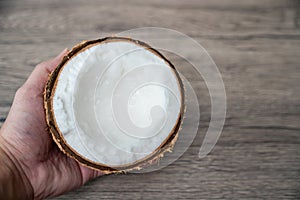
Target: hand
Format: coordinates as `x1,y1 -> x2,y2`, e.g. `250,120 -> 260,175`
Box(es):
0,49 -> 103,199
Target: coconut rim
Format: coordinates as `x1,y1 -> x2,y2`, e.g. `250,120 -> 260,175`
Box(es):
44,36 -> 185,174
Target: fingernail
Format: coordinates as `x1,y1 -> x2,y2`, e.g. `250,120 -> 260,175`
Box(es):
56,48 -> 68,59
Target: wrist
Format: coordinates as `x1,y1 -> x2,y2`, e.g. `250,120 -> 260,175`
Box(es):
0,138 -> 34,200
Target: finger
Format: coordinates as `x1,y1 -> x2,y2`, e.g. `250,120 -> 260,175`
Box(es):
79,165 -> 105,185
24,49 -> 68,92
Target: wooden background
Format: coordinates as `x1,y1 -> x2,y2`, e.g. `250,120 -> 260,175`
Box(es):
0,0 -> 299,199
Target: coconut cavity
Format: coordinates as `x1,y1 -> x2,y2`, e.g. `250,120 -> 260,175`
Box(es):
49,38 -> 183,171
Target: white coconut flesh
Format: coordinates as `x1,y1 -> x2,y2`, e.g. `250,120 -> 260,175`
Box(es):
53,40 -> 182,168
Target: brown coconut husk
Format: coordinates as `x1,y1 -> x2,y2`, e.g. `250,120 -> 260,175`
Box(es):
43,37 -> 185,174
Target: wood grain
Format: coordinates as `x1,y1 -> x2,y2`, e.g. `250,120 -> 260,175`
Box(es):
0,0 -> 299,199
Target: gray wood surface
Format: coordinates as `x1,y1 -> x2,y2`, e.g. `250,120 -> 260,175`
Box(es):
0,0 -> 299,199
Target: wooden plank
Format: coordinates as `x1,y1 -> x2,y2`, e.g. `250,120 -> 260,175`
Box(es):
0,0 -> 299,199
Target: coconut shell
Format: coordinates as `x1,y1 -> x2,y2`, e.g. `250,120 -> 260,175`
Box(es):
44,37 -> 185,174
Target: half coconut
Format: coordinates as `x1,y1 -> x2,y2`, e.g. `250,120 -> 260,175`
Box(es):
44,37 -> 184,173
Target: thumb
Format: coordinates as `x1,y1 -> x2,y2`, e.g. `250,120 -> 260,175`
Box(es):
24,49 -> 68,92
45,48 -> 69,72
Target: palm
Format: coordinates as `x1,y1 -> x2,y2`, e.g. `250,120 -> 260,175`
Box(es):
0,50 -> 102,199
